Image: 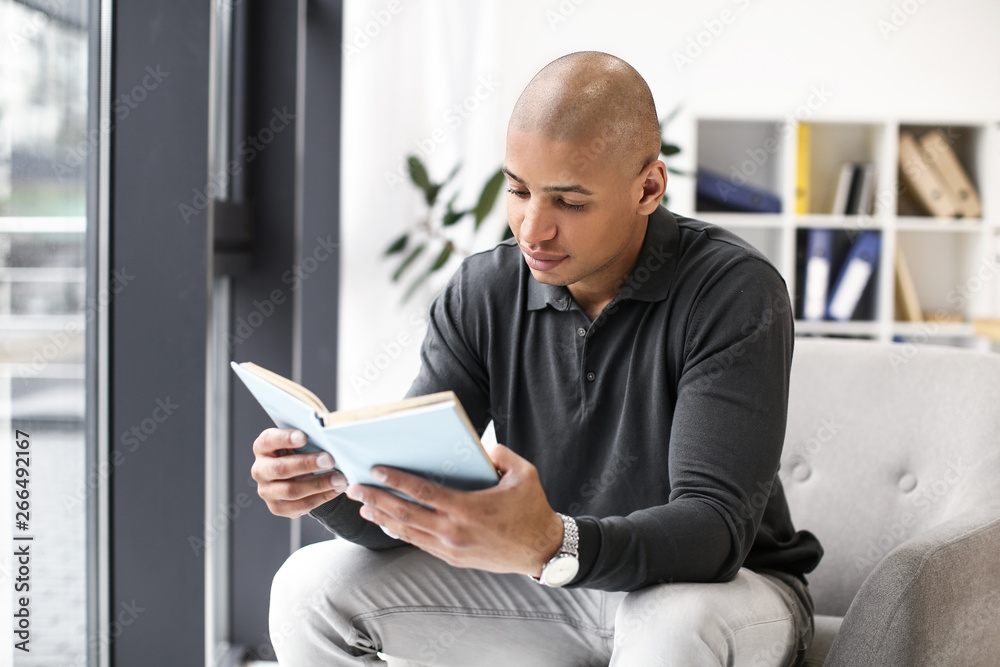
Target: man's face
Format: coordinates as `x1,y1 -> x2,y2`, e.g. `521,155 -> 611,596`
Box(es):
503,127 -> 648,290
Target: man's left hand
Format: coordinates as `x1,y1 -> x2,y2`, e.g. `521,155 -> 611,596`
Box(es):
345,444 -> 565,577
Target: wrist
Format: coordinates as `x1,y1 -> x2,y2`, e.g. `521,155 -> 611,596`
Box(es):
533,511 -> 567,576
533,513 -> 580,587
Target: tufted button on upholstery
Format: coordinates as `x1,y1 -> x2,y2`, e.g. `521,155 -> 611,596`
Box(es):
791,462 -> 811,482
898,473 -> 918,493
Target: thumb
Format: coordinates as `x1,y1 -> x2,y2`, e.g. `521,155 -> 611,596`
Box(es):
486,443 -> 523,474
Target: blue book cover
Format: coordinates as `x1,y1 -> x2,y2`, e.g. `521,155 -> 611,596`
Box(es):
696,169 -> 782,213
826,232 -> 880,321
231,361 -> 499,494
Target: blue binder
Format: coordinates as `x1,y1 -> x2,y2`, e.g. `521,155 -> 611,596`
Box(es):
802,229 -> 833,321
826,232 -> 880,321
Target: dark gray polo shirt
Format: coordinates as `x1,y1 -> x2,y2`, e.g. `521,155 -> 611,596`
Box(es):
312,206 -> 823,591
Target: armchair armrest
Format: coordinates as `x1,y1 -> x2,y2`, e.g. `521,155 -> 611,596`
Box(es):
825,510 -> 1000,667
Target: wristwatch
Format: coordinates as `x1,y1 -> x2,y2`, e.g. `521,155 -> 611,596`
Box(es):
537,513 -> 579,587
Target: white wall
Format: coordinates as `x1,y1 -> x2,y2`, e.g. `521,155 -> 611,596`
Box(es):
339,0 -> 1000,409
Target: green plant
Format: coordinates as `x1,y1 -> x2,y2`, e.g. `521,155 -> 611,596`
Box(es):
660,104 -> 685,205
384,156 -> 505,301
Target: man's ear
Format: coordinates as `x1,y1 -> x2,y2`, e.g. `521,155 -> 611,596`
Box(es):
636,160 -> 667,214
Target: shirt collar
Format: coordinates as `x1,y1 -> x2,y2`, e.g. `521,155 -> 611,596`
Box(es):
526,206 -> 679,311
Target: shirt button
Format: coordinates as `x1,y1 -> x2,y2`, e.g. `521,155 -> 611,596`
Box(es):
577,327 -> 586,337
585,371 -> 596,382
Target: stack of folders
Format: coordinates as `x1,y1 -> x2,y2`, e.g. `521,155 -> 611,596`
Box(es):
802,230 -> 881,322
898,130 -> 981,218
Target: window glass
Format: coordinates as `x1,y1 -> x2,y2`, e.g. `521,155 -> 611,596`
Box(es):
1,0 -> 89,663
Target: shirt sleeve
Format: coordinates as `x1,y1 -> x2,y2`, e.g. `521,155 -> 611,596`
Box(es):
308,263 -> 493,545
571,257 -> 795,591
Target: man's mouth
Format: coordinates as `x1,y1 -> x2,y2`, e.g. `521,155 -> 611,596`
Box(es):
520,247 -> 568,272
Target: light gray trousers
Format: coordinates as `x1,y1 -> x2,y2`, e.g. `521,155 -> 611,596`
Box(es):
269,538 -> 813,666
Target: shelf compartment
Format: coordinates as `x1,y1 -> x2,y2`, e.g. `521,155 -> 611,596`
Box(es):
694,119 -> 787,215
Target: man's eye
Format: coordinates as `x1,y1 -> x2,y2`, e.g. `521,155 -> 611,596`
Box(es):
507,188 -> 528,198
558,200 -> 585,211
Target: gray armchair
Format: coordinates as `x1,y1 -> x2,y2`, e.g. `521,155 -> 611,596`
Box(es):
781,338 -> 1000,666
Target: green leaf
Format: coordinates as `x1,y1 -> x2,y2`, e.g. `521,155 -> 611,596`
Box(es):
442,193 -> 465,226
407,156 -> 431,191
425,183 -> 442,207
384,233 -> 408,255
473,168 -> 506,229
660,142 -> 681,157
407,156 -> 441,206
430,241 -> 454,271
392,243 -> 425,282
667,166 -> 687,176
501,225 -> 514,241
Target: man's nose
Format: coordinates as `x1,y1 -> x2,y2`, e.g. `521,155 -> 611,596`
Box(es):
519,201 -> 556,246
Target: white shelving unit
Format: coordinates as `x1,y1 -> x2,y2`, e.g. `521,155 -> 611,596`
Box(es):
688,116 -> 1000,350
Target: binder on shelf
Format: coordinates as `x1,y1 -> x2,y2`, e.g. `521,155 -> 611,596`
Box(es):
802,228 -> 833,321
695,169 -> 782,213
894,244 -> 923,322
898,132 -> 960,217
849,163 -> 875,215
796,123 -> 811,215
826,231 -> 881,321
831,162 -> 855,214
917,129 -> 982,218
832,163 -> 874,215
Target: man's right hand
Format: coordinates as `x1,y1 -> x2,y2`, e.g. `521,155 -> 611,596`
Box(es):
251,428 -> 347,518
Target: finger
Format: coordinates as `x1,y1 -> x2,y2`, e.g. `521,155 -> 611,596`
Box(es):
355,501 -> 442,551
253,428 -> 310,456
267,490 -> 341,519
252,450 -> 337,483
346,483 -> 445,533
368,466 -> 458,510
260,470 -> 346,504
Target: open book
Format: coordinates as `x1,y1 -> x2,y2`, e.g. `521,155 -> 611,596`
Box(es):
231,361 -> 499,493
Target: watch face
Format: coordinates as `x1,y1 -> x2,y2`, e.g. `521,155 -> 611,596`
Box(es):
542,555 -> 579,587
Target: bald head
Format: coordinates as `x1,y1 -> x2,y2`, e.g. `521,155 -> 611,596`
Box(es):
509,52 -> 661,180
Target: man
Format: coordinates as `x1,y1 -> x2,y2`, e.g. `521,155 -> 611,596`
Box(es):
253,52 -> 822,666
